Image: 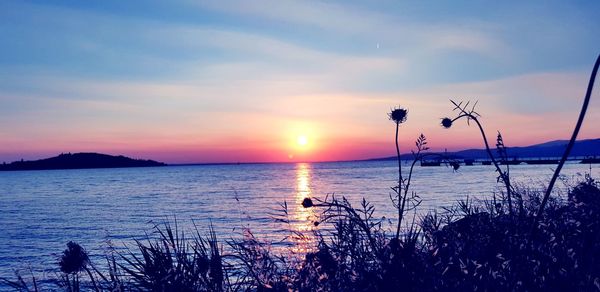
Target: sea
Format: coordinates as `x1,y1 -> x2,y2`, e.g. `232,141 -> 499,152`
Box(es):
0,160 -> 597,283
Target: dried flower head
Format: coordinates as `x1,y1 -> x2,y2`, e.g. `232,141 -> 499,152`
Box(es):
59,241 -> 89,274
450,161 -> 460,172
441,117 -> 453,128
302,198 -> 314,208
389,107 -> 408,124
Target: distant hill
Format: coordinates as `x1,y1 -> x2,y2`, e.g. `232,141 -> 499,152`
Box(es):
0,153 -> 166,171
369,138 -> 600,161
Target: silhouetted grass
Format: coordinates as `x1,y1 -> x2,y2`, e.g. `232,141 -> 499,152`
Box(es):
4,176 -> 600,291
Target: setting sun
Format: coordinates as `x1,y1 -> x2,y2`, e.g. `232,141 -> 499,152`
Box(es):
297,135 -> 308,147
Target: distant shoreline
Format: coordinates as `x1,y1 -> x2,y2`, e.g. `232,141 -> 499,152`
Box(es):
2,138 -> 599,168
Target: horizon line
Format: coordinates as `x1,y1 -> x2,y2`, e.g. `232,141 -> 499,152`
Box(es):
4,137 -> 598,166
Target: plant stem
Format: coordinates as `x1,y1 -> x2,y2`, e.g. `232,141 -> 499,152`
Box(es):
395,122 -> 403,239
84,267 -> 100,292
452,114 -> 513,215
473,118 -> 513,216
532,54 -> 600,232
316,201 -> 379,253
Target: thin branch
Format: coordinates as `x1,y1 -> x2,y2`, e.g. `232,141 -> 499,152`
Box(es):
532,54 -> 600,232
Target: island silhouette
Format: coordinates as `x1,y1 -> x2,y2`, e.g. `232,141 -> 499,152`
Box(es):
0,152 -> 166,171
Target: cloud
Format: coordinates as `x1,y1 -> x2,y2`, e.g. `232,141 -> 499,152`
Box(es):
195,0 -> 390,35
439,71 -> 591,114
1,1 -> 599,163
194,0 -> 513,59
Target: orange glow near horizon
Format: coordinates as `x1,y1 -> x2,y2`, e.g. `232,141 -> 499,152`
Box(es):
5,125 -> 600,164
3,95 -> 600,165
284,122 -> 322,162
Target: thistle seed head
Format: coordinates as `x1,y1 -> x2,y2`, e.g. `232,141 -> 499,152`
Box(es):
441,117 -> 453,128
450,161 -> 460,171
389,107 -> 408,124
302,198 -> 314,208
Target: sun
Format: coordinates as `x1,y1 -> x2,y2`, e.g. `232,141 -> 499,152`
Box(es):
285,123 -> 317,158
297,135 -> 308,147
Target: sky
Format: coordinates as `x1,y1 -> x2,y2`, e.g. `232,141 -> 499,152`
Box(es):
0,0 -> 599,164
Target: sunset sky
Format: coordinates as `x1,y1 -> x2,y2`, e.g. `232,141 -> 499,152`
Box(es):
1,1 -> 599,163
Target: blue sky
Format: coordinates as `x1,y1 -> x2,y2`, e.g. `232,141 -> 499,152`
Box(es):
0,1 -> 599,163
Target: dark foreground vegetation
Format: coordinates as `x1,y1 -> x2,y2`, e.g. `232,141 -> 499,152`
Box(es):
3,177 -> 600,291
0,153 -> 166,171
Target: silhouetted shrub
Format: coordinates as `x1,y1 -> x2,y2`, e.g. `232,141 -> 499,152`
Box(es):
3,179 -> 600,291
59,242 -> 89,275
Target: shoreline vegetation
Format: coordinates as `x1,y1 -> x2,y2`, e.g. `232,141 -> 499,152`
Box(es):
2,55 -> 599,291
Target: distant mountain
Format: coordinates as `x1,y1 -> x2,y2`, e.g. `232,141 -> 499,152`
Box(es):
369,138 -> 600,161
0,153 -> 166,171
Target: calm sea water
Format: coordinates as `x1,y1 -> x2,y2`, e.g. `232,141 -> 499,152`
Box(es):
0,160 -> 597,281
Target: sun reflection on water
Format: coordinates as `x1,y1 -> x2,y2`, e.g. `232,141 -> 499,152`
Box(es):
291,163 -> 317,254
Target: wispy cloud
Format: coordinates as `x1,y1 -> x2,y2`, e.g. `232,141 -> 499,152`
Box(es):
0,0 -> 599,162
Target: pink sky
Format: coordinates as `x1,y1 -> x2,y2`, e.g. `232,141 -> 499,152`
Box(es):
2,71 -> 599,164
1,1 -> 599,164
